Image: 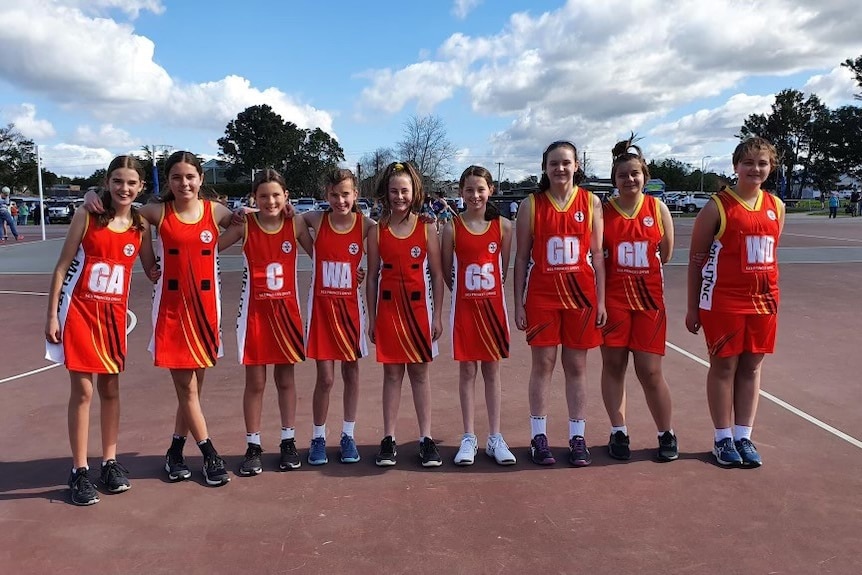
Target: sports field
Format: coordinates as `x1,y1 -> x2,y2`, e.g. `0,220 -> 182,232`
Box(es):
1,214 -> 861,574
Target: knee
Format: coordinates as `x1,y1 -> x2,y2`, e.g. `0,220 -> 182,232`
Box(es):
315,375 -> 335,393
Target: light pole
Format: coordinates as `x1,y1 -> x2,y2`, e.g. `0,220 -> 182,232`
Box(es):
700,155 -> 713,193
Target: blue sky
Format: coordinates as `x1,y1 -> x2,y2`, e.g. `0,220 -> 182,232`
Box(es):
1,0 -> 861,185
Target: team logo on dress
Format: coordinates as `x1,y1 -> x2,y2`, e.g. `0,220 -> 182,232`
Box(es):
574,211 -> 585,223
766,209 -> 777,221
200,230 -> 213,243
123,243 -> 136,257
643,216 -> 655,227
488,242 -> 498,254
410,246 -> 421,258
348,242 -> 360,255
282,241 -> 293,254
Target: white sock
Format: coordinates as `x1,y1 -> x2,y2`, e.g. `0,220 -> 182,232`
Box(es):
246,432 -> 261,445
658,429 -> 674,438
733,425 -> 752,441
611,425 -> 628,435
569,419 -> 586,438
312,424 -> 326,439
714,427 -> 733,442
342,421 -> 355,437
72,466 -> 88,473
530,415 -> 547,437
281,427 -> 295,441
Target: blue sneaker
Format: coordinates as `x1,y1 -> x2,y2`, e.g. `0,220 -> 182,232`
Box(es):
712,438 -> 742,466
734,438 -> 762,467
308,437 -> 328,465
339,434 -> 360,463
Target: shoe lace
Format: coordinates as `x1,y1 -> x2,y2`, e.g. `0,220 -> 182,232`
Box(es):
282,439 -> 298,456
245,445 -> 262,459
381,436 -> 395,454
570,436 -> 587,454
737,438 -> 755,454
73,469 -> 92,489
105,460 -> 129,480
206,454 -> 225,471
533,434 -> 549,452
659,432 -> 674,447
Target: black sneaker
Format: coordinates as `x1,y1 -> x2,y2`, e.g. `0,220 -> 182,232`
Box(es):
68,467 -> 100,506
279,438 -> 301,471
375,436 -> 397,467
203,453 -> 230,486
165,449 -> 192,481
99,459 -> 131,493
419,437 -> 442,468
238,443 -> 263,476
568,435 -> 592,467
657,431 -> 679,462
608,430 -> 631,460
530,433 -> 556,465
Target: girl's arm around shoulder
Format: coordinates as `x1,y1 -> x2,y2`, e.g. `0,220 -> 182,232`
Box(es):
439,220 -> 455,292
657,200 -> 675,264
500,216 -> 513,285
361,215 -> 377,239
365,227 -> 380,344
138,202 -> 162,227
212,201 -> 235,230
218,221 -> 244,252
302,210 -> 322,232
45,208 -> 88,342
424,222 -> 444,340
590,194 -> 606,327
294,215 -> 314,257
512,197 -> 534,330
138,225 -> 159,283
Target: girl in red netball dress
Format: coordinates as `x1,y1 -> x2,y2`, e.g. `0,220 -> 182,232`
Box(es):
513,141 -> 606,467
46,156 -> 156,505
84,151 -> 237,486
366,161 -> 444,468
687,137 -> 783,468
218,170 -> 313,475
303,169 -> 375,465
601,136 -> 677,463
440,165 -> 516,466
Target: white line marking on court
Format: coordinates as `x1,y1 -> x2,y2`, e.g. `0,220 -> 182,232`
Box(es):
782,232 -> 862,243
666,341 -> 862,449
0,363 -> 61,384
0,290 -> 49,296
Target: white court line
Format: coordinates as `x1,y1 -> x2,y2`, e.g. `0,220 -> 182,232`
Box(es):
666,341 -> 862,449
0,290 -> 49,296
782,232 -> 862,243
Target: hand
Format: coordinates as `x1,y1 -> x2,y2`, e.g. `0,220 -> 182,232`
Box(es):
282,202 -> 296,219
45,317 -> 61,344
685,309 -> 701,334
367,320 -> 376,344
356,267 -> 366,285
147,264 -> 162,283
418,213 -> 436,225
595,304 -> 607,328
231,206 -> 258,226
432,317 -> 443,341
515,306 -> 527,331
82,190 -> 105,214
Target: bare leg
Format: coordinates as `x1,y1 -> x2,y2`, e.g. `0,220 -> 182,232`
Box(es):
481,361 -> 502,436
341,361 -> 359,424
407,363 -> 432,438
706,355 -> 739,429
382,364 -> 405,437
96,374 -> 120,461
68,372 -> 94,469
170,368 -> 209,442
312,360 -> 335,426
528,346 -> 557,415
632,351 -> 673,431
560,347 -> 588,421
274,364 -> 297,429
600,346 -> 630,427
243,365 -> 267,433
732,352 -> 765,427
459,361 -> 478,435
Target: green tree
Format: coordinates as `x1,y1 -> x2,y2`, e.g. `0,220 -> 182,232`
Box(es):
841,55 -> 862,100
359,147 -> 395,197
647,158 -> 692,190
831,105 -> 862,180
397,114 -> 456,183
0,124 -> 37,192
284,127 -> 345,198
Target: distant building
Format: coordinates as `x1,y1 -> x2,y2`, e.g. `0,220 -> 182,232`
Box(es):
201,159 -> 232,184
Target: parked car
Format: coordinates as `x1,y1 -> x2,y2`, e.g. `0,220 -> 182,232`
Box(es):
315,201 -> 330,211
292,197 -> 317,214
681,193 -> 713,213
357,198 -> 371,217
47,199 -> 83,223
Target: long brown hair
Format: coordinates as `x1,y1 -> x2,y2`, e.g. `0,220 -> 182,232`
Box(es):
458,165 -> 499,221
374,161 -> 424,225
538,140 -> 584,192
98,155 -> 146,231
159,151 -> 216,202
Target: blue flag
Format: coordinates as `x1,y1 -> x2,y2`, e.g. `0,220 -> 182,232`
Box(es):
152,162 -> 160,198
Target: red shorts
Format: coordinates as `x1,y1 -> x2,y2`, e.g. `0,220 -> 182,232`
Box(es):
524,305 -> 602,349
699,311 -> 777,358
602,308 -> 666,355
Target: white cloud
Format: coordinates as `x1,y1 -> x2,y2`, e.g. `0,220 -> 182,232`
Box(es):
73,124 -> 137,148
452,0 -> 482,19
40,144 -> 115,177
803,65 -> 859,108
3,103 -> 55,139
0,0 -> 335,136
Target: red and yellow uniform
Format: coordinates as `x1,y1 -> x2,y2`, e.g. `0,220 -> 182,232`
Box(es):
697,189 -> 783,356
450,215 -> 509,361
149,201 -> 222,368
46,214 -> 141,373
524,188 -> 601,348
236,214 -> 304,365
602,194 -> 666,355
374,219 -> 436,363
306,212 -> 367,361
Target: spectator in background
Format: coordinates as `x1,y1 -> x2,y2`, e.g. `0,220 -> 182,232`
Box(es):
0,193 -> 23,241
509,199 -> 519,220
828,192 -> 839,219
851,190 -> 860,217
18,202 -> 29,225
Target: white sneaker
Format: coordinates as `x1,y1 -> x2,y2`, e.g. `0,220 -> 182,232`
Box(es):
486,434 -> 517,465
454,434 -> 478,465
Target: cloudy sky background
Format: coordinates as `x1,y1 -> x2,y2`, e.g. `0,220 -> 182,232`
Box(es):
1,0 -> 860,184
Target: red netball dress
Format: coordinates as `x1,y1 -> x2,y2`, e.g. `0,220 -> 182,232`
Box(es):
149,201 -> 222,369
236,214 -> 305,365
46,214 -> 141,373
306,212 -> 367,361
450,215 -> 509,361
374,219 -> 436,363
